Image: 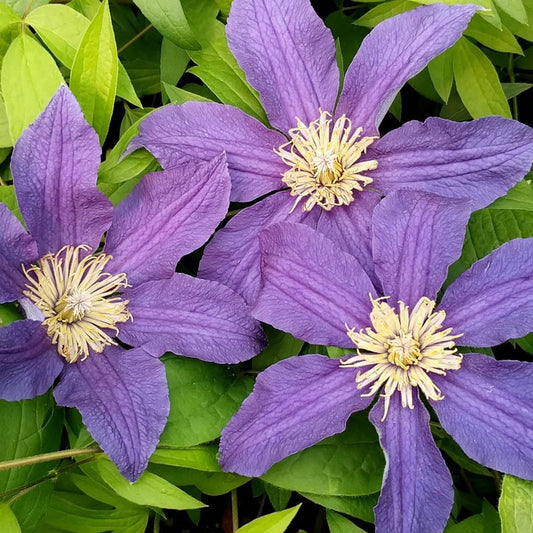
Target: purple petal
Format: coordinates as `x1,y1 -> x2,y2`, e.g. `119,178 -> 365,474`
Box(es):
254,222 -> 376,347
119,274 -> 266,363
370,393 -> 453,533
54,345 -> 169,482
0,204 -> 38,303
199,191 -> 321,305
11,86 -> 112,255
220,355 -> 370,476
337,4 -> 475,134
226,0 -> 339,132
432,352 -> 533,480
440,238 -> 533,347
316,192 -> 381,288
373,190 -> 471,308
368,117 -> 533,211
0,320 -> 64,401
131,102 -> 287,203
105,154 -> 230,286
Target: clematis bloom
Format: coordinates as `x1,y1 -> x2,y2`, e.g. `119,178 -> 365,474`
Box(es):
0,87 -> 265,481
131,0 -> 533,304
220,190 -> 533,533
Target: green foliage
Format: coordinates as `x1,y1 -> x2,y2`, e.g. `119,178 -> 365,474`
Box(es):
0,504 -> 21,533
499,476 -> 533,533
326,510 -> 366,533
236,504 -> 301,533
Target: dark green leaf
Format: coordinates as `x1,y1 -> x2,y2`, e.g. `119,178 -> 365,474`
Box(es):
326,510 -> 366,533
236,504 -> 301,533
302,493 -> 377,524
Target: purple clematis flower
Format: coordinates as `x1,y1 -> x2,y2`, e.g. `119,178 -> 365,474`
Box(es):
131,0 -> 533,304
0,86 -> 265,481
219,190 -> 533,533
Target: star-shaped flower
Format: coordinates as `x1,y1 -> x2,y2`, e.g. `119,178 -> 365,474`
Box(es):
219,190 -> 533,533
0,87 -> 265,481
131,0 -> 533,304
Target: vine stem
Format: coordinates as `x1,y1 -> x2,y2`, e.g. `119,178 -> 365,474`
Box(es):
231,488 -> 239,532
118,24 -> 153,54
0,446 -> 102,472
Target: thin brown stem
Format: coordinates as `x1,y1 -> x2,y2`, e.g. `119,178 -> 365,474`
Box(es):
118,24 -> 153,54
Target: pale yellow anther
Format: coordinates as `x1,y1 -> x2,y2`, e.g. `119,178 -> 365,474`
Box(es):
341,296 -> 463,420
276,110 -> 378,212
22,245 -> 132,363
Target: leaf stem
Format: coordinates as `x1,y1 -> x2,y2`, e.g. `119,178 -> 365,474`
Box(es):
118,24 -> 153,55
508,53 -> 519,121
231,488 -> 239,531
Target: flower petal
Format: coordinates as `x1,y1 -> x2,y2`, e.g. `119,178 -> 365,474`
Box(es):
432,352 -> 533,480
440,238 -> 533,347
131,102 -> 287,202
373,190 -> 471,308
337,4 -> 475,134
199,191 -> 320,305
226,0 -> 339,132
53,345 -> 169,482
11,86 -> 112,255
370,393 -> 453,533
220,355 -> 370,476
119,274 -> 266,363
316,192 -> 381,288
0,320 -> 64,401
368,117 -> 533,211
105,154 -> 230,286
0,204 -> 38,303
254,222 -> 376,347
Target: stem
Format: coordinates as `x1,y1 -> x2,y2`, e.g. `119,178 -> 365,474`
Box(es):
0,446 -> 101,472
153,514 -> 160,533
118,24 -> 153,54
507,53 -> 519,121
231,488 -> 239,532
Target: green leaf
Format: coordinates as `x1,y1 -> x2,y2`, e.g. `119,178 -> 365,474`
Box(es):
465,14 -> 522,54
516,332 -> 533,355
428,48 -> 454,103
262,413 -> 384,496
149,445 -> 220,471
0,3 -> 20,62
446,500 -> 500,532
116,62 -> 143,107
0,504 -> 21,533
356,0 -> 415,28
265,483 -> 292,512
2,0 -> 49,16
68,0 -> 100,19
499,476 -> 533,533
160,37 -> 189,102
413,0 -> 491,8
498,3 -> 533,41
95,459 -> 206,510
236,504 -> 301,533
160,355 -> 254,447
501,82 -> 532,99
163,83 -> 214,104
452,37 -> 511,119
0,303 -> 22,327
302,493 -> 377,524
326,510 -> 366,533
132,0 -> 199,50
0,185 -> 21,221
1,33 -> 63,143
70,0 -> 118,144
252,325 -> 304,371
494,0 -> 527,24
188,21 -> 267,123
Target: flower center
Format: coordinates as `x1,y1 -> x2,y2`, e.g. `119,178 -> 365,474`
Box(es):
22,245 -> 132,363
275,110 -> 378,212
340,296 -> 463,420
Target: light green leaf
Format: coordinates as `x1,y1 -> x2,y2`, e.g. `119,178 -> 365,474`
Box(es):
0,185 -> 21,221
428,48 -> 454,103
163,83 -> 214,104
116,63 -> 142,107
452,37 -> 511,119
262,414 -> 384,496
498,3 -> 533,41
1,33 -> 63,142
70,0 -> 118,144
413,0 -> 491,8
355,0 -> 415,28
95,459 -> 206,510
68,0 -> 100,19
236,504 -> 301,533
465,14 -> 522,54
302,493 -> 377,524
188,21 -> 267,123
326,510 -> 366,533
494,0 -> 527,24
149,445 -> 221,471
0,504 -> 20,533
132,0 -> 199,50
2,0 -> 49,16
160,355 -> 254,447
499,475 -> 533,533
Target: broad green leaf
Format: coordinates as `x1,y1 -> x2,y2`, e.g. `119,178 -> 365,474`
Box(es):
501,82 -> 532,99
160,355 -> 254,447
163,83 -> 214,104
453,37 -> 511,119
160,37 -> 189,102
494,0 -> 527,24
236,504 -> 301,533
71,472 -> 140,509
264,483 -> 292,512
516,46 -> 533,69
188,21 -> 267,123
0,303 -> 21,327
132,0 -> 199,50
262,413 -> 384,496
68,0 -> 100,19
446,500 -> 500,532
325,11 -> 367,69
490,180 -> 533,210
428,48 -> 454,102
0,393 -> 64,531
0,504 -> 20,533
302,493 -> 377,524
149,446 -> 220,471
0,3 -> 19,28
1,33 -> 63,142
326,510 -> 366,533
214,0 -> 231,17
98,176 -> 143,206
70,0 -> 118,144
516,332 -> 533,355
499,476 -> 533,533
413,0 -> 491,8
0,185 -> 20,221
116,63 -> 142,107
0,3 -> 20,62
465,14 -> 522,53
252,325 -> 304,371
2,0 -> 49,16
355,0 -> 415,28
408,67 -> 442,103
95,459 -> 206,510
499,4 -> 533,41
